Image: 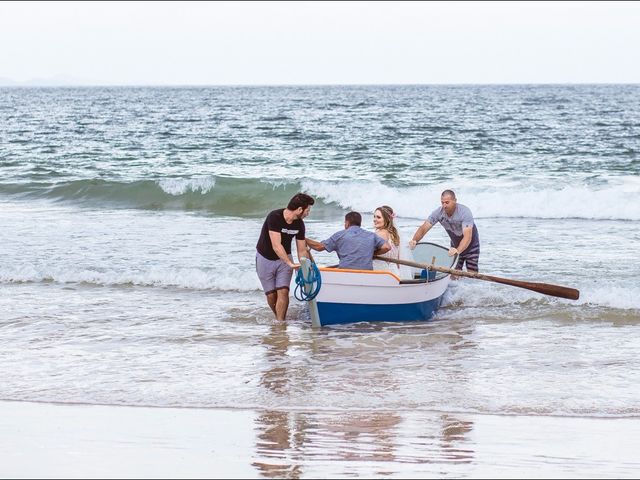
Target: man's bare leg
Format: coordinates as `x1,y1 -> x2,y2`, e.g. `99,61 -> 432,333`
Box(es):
266,292 -> 277,316
275,288 -> 290,321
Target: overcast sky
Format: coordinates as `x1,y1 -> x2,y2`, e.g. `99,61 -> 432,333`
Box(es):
1,1 -> 638,85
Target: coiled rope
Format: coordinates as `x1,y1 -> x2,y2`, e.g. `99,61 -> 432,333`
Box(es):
294,261 -> 321,301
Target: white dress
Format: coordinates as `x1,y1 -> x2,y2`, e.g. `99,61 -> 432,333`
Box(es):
372,239 -> 401,272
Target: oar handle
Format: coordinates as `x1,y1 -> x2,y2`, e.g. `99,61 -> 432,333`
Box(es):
374,256 -> 580,300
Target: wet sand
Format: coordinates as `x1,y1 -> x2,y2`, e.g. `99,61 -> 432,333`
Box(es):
1,400 -> 639,478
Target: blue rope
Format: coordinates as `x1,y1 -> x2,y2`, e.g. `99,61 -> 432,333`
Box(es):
294,261 -> 322,301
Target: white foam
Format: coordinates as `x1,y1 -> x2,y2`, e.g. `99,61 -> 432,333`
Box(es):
157,177 -> 216,196
441,279 -> 640,311
0,265 -> 262,292
3,265 -> 638,310
574,285 -> 640,310
302,176 -> 640,220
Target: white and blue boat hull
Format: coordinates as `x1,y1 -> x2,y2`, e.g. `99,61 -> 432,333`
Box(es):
300,247 -> 451,327
316,295 -> 445,326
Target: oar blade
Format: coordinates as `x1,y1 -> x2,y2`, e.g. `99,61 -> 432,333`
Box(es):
486,275 -> 580,300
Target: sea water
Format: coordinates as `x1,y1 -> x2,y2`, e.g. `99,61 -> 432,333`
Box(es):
1,85 -> 639,477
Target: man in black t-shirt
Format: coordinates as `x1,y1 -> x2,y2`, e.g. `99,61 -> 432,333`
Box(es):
256,193 -> 315,320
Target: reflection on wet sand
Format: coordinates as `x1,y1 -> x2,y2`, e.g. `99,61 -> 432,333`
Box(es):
439,414 -> 474,463
252,409 -> 307,479
437,322 -> 475,464
259,322 -> 292,396
254,322 -> 306,478
252,409 -> 476,478
252,322 -> 477,477
316,412 -> 402,463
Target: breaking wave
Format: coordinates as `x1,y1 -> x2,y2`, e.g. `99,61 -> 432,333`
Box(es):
1,174 -> 639,220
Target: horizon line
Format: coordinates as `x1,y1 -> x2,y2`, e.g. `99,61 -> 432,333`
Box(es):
1,81 -> 640,88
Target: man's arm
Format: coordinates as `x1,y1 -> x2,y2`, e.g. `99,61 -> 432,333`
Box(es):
450,225 -> 473,256
295,238 -> 309,263
408,221 -> 433,249
374,241 -> 391,256
305,238 -> 326,252
268,231 -> 296,268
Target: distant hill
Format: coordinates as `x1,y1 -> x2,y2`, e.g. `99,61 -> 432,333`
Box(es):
0,77 -> 19,86
0,75 -> 94,86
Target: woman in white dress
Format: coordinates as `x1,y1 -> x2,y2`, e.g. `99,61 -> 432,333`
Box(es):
371,205 -> 401,272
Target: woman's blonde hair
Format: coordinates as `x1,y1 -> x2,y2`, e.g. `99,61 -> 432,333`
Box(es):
376,205 -> 400,246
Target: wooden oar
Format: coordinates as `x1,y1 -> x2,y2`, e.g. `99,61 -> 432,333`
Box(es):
374,256 -> 580,300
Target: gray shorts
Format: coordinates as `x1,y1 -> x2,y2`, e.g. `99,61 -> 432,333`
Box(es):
255,252 -> 294,295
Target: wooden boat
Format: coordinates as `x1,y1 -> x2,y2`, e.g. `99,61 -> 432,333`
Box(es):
298,242 -> 456,327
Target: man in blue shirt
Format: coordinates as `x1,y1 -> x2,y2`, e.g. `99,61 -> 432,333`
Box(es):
306,212 -> 391,270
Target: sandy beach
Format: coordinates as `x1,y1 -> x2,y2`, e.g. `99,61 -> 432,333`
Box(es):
2,400 -> 639,478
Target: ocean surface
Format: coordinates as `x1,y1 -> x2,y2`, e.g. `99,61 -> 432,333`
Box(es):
1,85 -> 639,477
